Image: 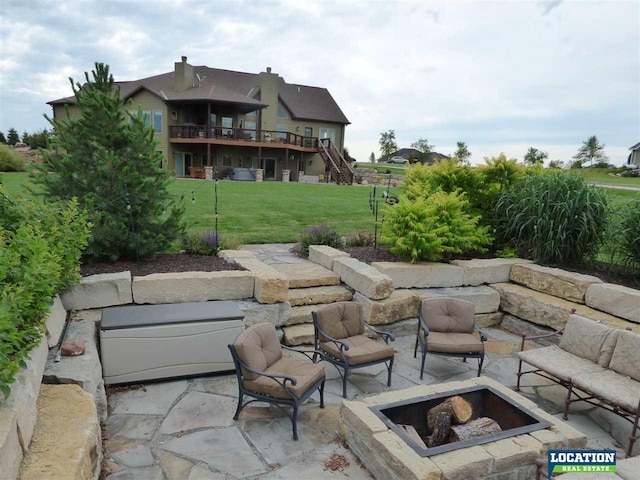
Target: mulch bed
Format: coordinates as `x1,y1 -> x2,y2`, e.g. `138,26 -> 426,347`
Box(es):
80,253 -> 243,277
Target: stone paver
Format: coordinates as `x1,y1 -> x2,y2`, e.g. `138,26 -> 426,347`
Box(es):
100,243 -> 628,479
271,262 -> 341,288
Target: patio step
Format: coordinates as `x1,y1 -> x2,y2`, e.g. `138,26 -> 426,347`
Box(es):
282,323 -> 315,346
287,285 -> 353,307
284,305 -> 317,326
270,263 -> 340,288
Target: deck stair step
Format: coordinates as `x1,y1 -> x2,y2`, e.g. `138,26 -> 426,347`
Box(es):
287,285 -> 353,306
271,263 -> 340,288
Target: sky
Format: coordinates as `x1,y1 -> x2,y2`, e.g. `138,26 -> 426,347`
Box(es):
1,0 -> 638,165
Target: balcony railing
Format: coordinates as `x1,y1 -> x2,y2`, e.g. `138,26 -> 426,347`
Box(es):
170,125 -> 318,149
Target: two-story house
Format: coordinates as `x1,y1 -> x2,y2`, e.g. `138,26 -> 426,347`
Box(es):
48,56 -> 353,184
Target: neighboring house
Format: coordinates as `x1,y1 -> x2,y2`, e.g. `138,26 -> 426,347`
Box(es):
391,148 -> 421,159
48,56 -> 352,183
628,142 -> 640,168
390,148 -> 450,165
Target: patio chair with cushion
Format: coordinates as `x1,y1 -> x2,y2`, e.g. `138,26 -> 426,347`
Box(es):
414,298 -> 487,380
228,322 -> 325,440
312,302 -> 395,398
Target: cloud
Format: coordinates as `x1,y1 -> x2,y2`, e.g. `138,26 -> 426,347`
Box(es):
0,0 -> 637,168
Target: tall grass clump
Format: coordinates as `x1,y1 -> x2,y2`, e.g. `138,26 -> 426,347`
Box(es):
494,173 -> 608,265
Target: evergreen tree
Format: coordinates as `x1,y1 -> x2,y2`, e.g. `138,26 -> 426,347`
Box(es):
21,131 -> 29,144
0,132 -> 6,144
31,62 -> 185,261
369,152 -> 376,163
6,128 -> 19,145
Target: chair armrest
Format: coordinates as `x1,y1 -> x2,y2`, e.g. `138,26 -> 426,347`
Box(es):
518,328 -> 564,352
365,321 -> 395,344
474,322 -> 488,342
314,320 -> 350,352
418,309 -> 430,336
281,344 -> 326,363
233,353 -> 297,386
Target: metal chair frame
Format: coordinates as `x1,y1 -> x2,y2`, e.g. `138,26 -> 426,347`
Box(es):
228,343 -> 325,440
516,329 -> 639,457
312,311 -> 395,398
413,306 -> 487,380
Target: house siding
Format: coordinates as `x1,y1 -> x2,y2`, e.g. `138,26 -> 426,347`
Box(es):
126,90 -> 169,162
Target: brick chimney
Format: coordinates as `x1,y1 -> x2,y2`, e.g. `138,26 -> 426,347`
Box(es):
174,56 -> 195,92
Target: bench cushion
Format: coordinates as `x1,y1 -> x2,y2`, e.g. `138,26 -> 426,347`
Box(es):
422,331 -> 484,354
518,345 -> 605,383
572,370 -> 640,413
559,314 -> 619,367
608,330 -> 640,382
243,357 -> 324,399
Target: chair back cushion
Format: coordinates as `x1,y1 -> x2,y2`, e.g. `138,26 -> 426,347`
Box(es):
559,314 -> 619,367
608,330 -> 640,382
233,323 -> 282,381
315,302 -> 364,341
420,298 -> 475,334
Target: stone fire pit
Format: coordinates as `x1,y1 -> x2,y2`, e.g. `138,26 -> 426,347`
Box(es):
339,377 -> 588,480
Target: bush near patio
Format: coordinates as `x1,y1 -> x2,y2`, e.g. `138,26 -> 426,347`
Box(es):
296,223 -> 342,257
494,173 -> 608,265
0,192 -> 90,399
381,190 -> 492,263
0,144 -> 24,172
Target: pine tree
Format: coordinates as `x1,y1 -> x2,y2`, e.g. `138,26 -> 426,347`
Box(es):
31,62 -> 185,261
0,132 -> 6,144
6,128 -> 19,145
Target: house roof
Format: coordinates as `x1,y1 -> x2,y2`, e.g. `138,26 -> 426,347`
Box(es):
392,148 -> 421,158
629,141 -> 640,151
48,66 -> 350,124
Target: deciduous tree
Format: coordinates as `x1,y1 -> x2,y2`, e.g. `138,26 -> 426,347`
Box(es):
454,141 -> 471,163
411,138 -> 434,154
523,147 -> 548,166
574,135 -> 608,167
379,130 -> 398,160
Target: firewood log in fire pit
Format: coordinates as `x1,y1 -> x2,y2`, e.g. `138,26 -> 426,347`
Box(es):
448,417 -> 502,442
426,396 -> 473,430
427,412 -> 452,448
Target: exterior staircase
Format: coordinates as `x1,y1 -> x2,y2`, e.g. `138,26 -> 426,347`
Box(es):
318,138 -> 354,185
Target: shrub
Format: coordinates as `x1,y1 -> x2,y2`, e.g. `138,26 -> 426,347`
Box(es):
381,191 -> 492,263
296,224 -> 341,257
182,229 -> 221,256
0,144 -> 24,172
0,192 -> 90,399
494,173 -> 608,265
480,153 -> 526,207
345,230 -> 376,247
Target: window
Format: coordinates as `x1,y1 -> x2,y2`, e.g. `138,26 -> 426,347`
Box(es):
277,105 -> 288,118
222,117 -> 233,135
276,124 -> 287,140
246,110 -> 258,117
304,127 -> 313,137
222,154 -> 233,167
244,120 -> 257,140
319,128 -> 336,143
141,110 -> 151,126
210,113 -> 217,126
153,111 -> 162,133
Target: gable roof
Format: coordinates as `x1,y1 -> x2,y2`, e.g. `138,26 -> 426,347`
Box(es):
49,66 -> 349,124
629,141 -> 640,151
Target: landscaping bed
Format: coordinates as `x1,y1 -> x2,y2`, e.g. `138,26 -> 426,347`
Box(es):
80,253 -> 242,277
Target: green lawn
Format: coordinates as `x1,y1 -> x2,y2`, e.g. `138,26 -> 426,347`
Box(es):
3,171 -> 637,246
354,162 -> 406,175
572,168 -> 640,187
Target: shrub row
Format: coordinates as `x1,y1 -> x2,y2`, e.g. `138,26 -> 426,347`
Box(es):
0,192 -> 90,399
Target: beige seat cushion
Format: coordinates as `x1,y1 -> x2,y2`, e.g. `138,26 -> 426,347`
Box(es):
421,298 -> 475,334
559,314 -> 619,367
616,455 -> 640,480
233,323 -> 282,380
608,330 -> 640,382
315,302 -> 364,341
518,345 -> 605,383
321,335 -> 394,366
422,331 -> 484,354
573,370 -> 640,413
243,357 -> 325,400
